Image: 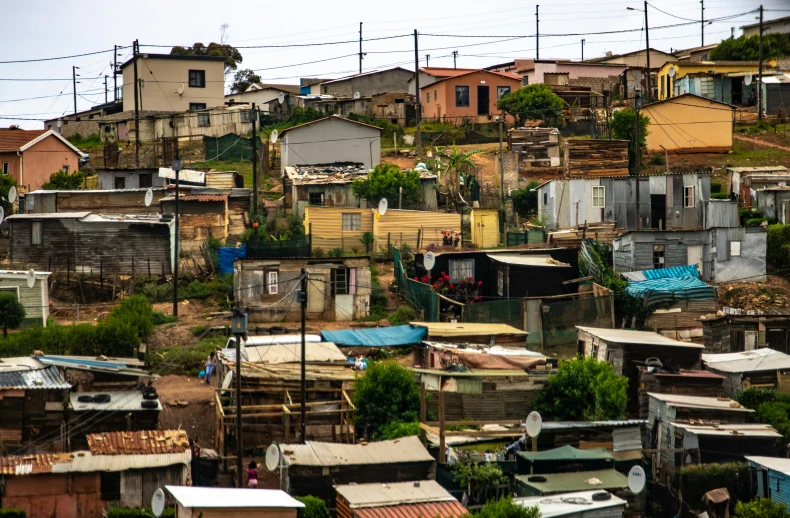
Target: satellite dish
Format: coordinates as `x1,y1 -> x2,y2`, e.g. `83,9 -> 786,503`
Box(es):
57,119 -> 62,129
612,107 -> 621,114
744,73 -> 753,86
353,91 -> 361,99
265,443 -> 281,471
525,411 -> 542,438
667,65 -> 677,78
176,84 -> 185,96
0,207 -> 4,225
144,188 -> 154,207
8,186 -> 16,204
221,370 -> 233,390
151,488 -> 166,517
26,269 -> 36,289
424,252 -> 436,271
278,92 -> 286,104
628,465 -> 646,494
271,129 -> 279,144
378,198 -> 388,216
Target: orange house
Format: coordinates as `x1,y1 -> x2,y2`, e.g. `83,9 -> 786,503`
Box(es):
0,128 -> 84,191
420,69 -> 523,124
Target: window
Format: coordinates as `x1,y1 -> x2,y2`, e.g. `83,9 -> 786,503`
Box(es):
449,258 -> 474,283
497,86 -> 511,101
433,89 -> 437,101
342,213 -> 361,231
63,165 -> 69,174
189,102 -> 207,111
684,186 -> 695,208
699,77 -> 714,98
332,267 -> 351,295
114,176 -> 126,189
188,70 -> 206,88
309,192 -> 324,206
426,91 -> 430,104
395,98 -> 404,104
497,269 -> 504,297
592,186 -> 605,208
653,245 -> 665,269
31,221 -> 42,245
730,241 -> 742,257
543,192 -> 548,205
100,471 -> 121,501
139,173 -> 153,188
455,86 -> 470,107
2,162 -> 7,175
267,271 -> 279,295
197,112 -> 211,127
592,342 -> 599,359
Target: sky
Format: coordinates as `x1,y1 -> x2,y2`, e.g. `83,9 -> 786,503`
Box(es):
1,0 -> 787,129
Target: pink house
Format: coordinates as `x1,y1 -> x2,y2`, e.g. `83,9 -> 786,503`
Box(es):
521,60 -> 627,85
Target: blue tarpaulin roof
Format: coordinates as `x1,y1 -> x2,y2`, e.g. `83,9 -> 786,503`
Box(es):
219,244 -> 246,275
321,325 -> 427,347
625,265 -> 717,306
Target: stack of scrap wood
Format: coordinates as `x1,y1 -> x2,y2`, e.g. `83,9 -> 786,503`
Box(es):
548,222 -> 621,248
565,139 -> 629,177
508,127 -> 560,168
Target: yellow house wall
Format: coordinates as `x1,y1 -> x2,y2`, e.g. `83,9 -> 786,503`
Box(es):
122,57 -> 225,112
656,60 -> 776,101
470,209 -> 500,248
304,207 -> 373,253
642,96 -> 734,153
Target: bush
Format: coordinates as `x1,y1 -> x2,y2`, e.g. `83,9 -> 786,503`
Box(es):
767,224 -> 790,270
107,295 -> 153,341
375,420 -> 420,440
107,509 -> 175,518
611,108 -> 650,175
735,499 -> 790,518
678,462 -> 749,506
152,311 -> 178,325
387,305 -> 415,326
295,496 -> 330,518
512,181 -> 539,218
711,180 -> 723,194
0,510 -> 26,518
42,169 -> 86,190
135,274 -> 233,307
0,291 -> 26,337
352,360 -> 420,438
474,496 -> 540,518
711,193 -> 729,199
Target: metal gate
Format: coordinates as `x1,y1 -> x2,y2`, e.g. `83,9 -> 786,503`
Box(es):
162,137 -> 179,165
103,144 -> 119,168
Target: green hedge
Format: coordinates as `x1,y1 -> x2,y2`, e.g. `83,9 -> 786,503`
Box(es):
107,508 -> 175,518
678,462 -> 749,505
0,510 -> 26,518
768,224 -> 790,270
296,496 -> 330,518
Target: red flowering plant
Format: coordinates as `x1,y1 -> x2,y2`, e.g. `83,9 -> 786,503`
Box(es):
413,271 -> 483,304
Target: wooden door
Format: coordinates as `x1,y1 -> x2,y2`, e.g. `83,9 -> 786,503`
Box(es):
307,270 -> 327,314
477,85 -> 490,115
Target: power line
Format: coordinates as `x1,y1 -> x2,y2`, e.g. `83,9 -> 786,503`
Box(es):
0,48 -> 125,65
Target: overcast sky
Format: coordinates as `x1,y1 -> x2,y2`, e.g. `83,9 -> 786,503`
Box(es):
1,0 -> 786,129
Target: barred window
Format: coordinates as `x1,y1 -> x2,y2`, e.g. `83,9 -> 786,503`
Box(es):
449,258 -> 474,283
341,213 -> 361,231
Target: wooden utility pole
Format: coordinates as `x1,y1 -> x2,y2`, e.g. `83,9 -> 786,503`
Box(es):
414,30 -> 423,158
132,40 -> 140,168
644,1 -> 651,103
536,6 -> 540,60
700,0 -> 705,46
758,5 -> 764,122
300,269 -> 307,443
359,23 -> 364,74
72,66 -> 79,114
251,103 -> 259,242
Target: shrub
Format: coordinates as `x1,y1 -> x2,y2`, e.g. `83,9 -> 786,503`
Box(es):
387,305 -> 415,326
375,420 -> 420,440
711,180 -> 723,194
734,498 -> 790,518
711,193 -> 729,199
107,295 -> 153,341
352,360 -> 420,438
0,509 -> 27,518
42,169 -> 86,190
512,181 -> 539,218
453,451 -> 509,495
474,497 -> 540,518
152,311 -> 178,325
0,291 -> 26,337
767,224 -> 790,270
678,462 -> 749,506
295,496 -> 331,518
611,108 -> 650,175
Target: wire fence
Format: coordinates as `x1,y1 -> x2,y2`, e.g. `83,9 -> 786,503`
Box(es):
394,246 -> 439,321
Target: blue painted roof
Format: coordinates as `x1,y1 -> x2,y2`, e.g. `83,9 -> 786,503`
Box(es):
320,325 -> 427,347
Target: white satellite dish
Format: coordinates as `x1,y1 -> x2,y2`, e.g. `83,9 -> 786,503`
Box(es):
667,65 -> 677,78
424,252 -> 436,271
26,269 -> 36,289
8,186 -> 16,204
265,443 -> 281,471
144,188 -> 154,207
627,465 -> 646,494
271,129 -> 279,144
176,84 -> 185,96
378,198 -> 388,216
278,92 -> 286,104
525,411 -> 542,438
612,107 -> 621,114
221,370 -> 233,390
744,73 -> 753,86
353,91 -> 361,99
151,487 -> 166,517
0,207 -> 5,225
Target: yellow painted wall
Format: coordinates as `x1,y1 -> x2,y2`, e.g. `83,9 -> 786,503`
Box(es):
470,209 -> 500,248
304,207 -> 373,253
642,95 -> 734,153
656,60 -> 776,101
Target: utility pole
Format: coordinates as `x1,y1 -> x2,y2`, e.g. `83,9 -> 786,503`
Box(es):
104,76 -> 108,103
299,269 -> 307,443
426,54 -> 430,67
113,45 -> 119,102
700,0 -> 705,46
231,308 -> 247,488
498,118 -> 505,202
251,103 -> 259,242
731,27 -> 735,39
72,66 -> 79,114
414,30 -> 423,158
536,5 -> 540,60
133,40 -> 140,168
644,1 -> 651,103
581,39 -> 585,61
758,5 -> 764,122
635,91 -> 643,230
452,51 -> 458,68
172,158 -> 182,317
359,22 -> 363,74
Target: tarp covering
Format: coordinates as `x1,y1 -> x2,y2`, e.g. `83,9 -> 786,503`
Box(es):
219,244 -> 246,275
625,265 -> 717,306
451,350 -> 545,370
320,325 -> 427,347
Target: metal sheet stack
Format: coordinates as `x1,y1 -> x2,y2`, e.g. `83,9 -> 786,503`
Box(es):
508,127 -> 561,168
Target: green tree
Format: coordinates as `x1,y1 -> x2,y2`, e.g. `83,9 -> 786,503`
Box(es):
42,169 -> 86,190
375,420 -> 420,440
611,108 -> 649,176
452,451 -> 509,497
352,360 -> 420,438
533,356 -> 628,420
0,175 -> 17,217
295,496 -> 330,518
735,499 -> 790,518
170,42 -> 243,76
710,33 -> 790,61
512,181 -> 540,218
434,145 -> 481,201
0,292 -> 25,338
474,497 -> 541,518
351,164 -> 421,208
230,69 -> 262,94
497,84 -> 564,126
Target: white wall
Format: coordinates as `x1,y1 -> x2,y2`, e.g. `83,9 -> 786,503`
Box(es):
281,117 -> 381,170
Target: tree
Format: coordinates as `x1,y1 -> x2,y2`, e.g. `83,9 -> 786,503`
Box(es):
0,292 -> 25,338
230,69 -> 261,94
474,497 -> 541,518
452,451 -> 509,497
497,84 -> 564,127
351,164 -> 421,208
512,181 -> 539,218
352,360 -> 420,438
295,496 -> 330,518
375,420 -> 420,440
0,175 -> 17,216
434,146 -> 481,201
611,108 -> 649,176
42,169 -> 85,190
710,33 -> 790,61
170,42 -> 243,77
533,356 -> 628,420
735,499 -> 790,518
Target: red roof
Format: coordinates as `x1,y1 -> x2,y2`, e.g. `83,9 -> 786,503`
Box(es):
0,129 -> 48,151
427,69 -> 523,87
87,430 -> 190,455
354,502 -> 468,518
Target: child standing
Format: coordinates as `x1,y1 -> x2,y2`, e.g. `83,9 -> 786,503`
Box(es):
247,461 -> 258,488
205,351 -> 217,385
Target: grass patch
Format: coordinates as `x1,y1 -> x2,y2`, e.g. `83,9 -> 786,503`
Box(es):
136,274 -> 233,309
152,311 -> 178,325
731,140 -> 790,162
150,335 -> 226,376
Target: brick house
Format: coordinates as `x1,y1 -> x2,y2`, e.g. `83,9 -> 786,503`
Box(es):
419,69 -> 523,124
0,128 -> 84,191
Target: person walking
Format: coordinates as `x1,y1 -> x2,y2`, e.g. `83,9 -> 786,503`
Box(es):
247,461 -> 258,488
205,351 -> 217,385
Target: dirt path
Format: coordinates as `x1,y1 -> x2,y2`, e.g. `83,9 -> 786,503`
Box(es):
734,134 -> 790,152
154,375 -> 216,450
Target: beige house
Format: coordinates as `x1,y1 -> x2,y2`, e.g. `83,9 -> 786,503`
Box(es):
641,93 -> 735,154
121,53 -> 226,112
588,48 -> 677,68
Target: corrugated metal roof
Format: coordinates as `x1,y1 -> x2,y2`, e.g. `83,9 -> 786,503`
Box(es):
541,420 -> 647,430
577,326 -> 705,348
410,322 -> 527,337
354,501 -> 468,518
746,456 -> 790,476
673,423 -> 781,438
166,486 -> 304,509
516,469 -> 628,493
87,430 -> 189,455
515,490 -> 626,518
702,349 -> 790,373
280,436 -> 433,467
0,366 -> 71,390
221,341 -> 347,365
7,212 -> 90,220
412,368 -> 532,378
486,254 -> 570,267
160,194 -> 228,202
37,355 -> 152,378
69,391 -> 162,412
0,450 -> 190,476
518,445 -> 613,463
648,393 -> 751,411
0,453 -> 72,475
335,481 -> 456,508
727,166 -> 790,173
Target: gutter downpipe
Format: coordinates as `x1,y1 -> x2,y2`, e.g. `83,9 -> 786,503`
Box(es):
17,151 -> 23,187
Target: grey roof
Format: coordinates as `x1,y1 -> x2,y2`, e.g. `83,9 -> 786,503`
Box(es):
487,254 -> 570,267
702,349 -> 790,373
280,436 -> 433,467
221,342 -> 347,365
542,420 -> 647,431
334,480 -> 456,508
6,212 -> 90,220
648,392 -> 752,412
672,423 -> 781,438
0,365 -> 70,390
746,456 -> 790,476
69,391 -> 162,412
577,326 -> 705,348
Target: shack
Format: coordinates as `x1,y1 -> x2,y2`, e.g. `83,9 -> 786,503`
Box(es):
68,390 -> 162,449
234,256 -> 371,322
508,127 -> 561,168
515,469 -> 629,498
411,322 -> 529,346
672,422 -> 781,465
334,480 -> 467,518
726,166 -> 790,206
0,269 -> 51,327
280,436 -> 436,510
637,367 -> 724,418
21,188 -> 167,215
413,341 -> 544,370
746,456 -> 790,507
702,309 -> 790,354
167,486 -> 304,518
7,212 -> 175,275
516,445 -> 615,475
702,348 -> 790,396
515,490 -> 627,518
